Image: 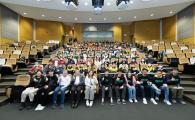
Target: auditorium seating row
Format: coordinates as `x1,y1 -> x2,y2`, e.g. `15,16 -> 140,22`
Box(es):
0,41 -> 60,75
135,40 -> 195,73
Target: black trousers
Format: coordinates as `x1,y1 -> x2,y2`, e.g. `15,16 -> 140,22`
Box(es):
71,85 -> 83,104
36,87 -> 53,106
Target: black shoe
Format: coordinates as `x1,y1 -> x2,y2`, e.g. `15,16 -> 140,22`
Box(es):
26,102 -> 33,110
19,102 -> 26,111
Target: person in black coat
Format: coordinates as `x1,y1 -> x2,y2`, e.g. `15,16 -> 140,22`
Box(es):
70,70 -> 84,108
100,70 -> 113,105
19,71 -> 47,110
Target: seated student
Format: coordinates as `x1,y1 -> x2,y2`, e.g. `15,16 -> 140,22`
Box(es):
43,60 -> 56,74
137,68 -> 157,105
70,70 -> 84,108
109,63 -> 118,73
28,62 -> 43,77
97,64 -> 106,74
100,70 -> 113,105
84,70 -> 98,107
166,69 -> 186,104
145,55 -> 157,64
151,70 -> 172,105
54,63 -> 64,75
125,72 -> 137,103
19,71 -> 47,110
35,71 -> 55,111
114,70 -> 126,104
52,70 -> 71,109
145,64 -> 155,73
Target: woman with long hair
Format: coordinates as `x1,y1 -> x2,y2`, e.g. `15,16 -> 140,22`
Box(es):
84,70 -> 98,107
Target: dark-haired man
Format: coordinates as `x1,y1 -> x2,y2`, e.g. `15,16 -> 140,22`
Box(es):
100,70 -> 113,105
137,68 -> 157,105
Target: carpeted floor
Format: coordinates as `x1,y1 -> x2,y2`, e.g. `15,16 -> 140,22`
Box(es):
0,100 -> 195,120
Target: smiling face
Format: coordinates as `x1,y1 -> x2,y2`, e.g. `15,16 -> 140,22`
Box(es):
156,71 -> 162,78
172,69 -> 178,76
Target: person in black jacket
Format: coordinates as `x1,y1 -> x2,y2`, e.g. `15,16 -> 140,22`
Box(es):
137,69 -> 157,105
70,70 -> 84,108
34,71 -> 50,111
151,70 -> 172,105
114,70 -> 126,104
166,69 -> 186,104
100,70 -> 113,105
19,71 -> 47,111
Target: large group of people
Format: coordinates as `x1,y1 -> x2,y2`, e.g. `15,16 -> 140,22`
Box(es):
18,42 -> 186,111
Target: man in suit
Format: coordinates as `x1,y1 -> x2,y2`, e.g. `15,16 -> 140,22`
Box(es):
70,70 -> 84,108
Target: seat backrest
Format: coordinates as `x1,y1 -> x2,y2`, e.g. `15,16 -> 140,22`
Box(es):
15,75 -> 30,86
179,58 -> 189,64
13,50 -> 22,55
42,58 -> 50,65
6,58 -> 16,65
4,50 -> 13,55
166,53 -> 176,58
185,53 -> 195,58
0,50 -> 3,54
10,54 -> 20,59
1,54 -> 10,59
176,53 -> 186,58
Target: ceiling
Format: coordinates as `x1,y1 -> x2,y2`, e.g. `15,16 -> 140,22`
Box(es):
0,0 -> 195,23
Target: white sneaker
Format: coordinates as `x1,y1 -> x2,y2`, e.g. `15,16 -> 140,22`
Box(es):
89,101 -> 93,107
143,98 -> 147,104
164,100 -> 172,106
129,99 -> 133,103
86,100 -> 89,107
110,98 -> 114,104
101,98 -> 104,103
150,98 -> 158,105
134,99 -> 138,103
155,97 -> 159,101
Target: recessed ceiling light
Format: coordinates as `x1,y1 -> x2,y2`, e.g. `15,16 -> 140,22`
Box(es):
89,18 -> 92,21
62,1 -> 65,4
104,17 -> 107,21
169,11 -> 173,14
130,0 -> 134,4
74,17 -> 78,21
23,13 -> 27,15
84,2 -> 88,6
107,2 -> 111,6
41,14 -> 45,17
37,0 -> 41,2
150,13 -> 154,16
58,16 -> 62,19
134,16 -> 137,19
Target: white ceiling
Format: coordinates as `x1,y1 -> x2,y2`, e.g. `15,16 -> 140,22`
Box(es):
0,0 -> 195,23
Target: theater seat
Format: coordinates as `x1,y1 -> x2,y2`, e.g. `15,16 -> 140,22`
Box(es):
0,58 -> 18,75
15,75 -> 30,86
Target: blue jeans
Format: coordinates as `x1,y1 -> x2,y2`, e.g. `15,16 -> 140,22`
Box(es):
52,85 -> 67,105
155,86 -> 170,101
138,85 -> 155,99
128,86 -> 136,100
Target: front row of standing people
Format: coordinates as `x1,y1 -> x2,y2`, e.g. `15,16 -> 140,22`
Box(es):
19,68 -> 185,111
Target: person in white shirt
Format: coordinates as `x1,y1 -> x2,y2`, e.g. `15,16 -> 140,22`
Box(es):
52,70 -> 71,109
85,70 -> 98,107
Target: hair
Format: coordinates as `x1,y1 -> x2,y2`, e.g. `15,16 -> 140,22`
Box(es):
172,68 -> 178,71
142,68 -> 148,72
88,70 -> 95,77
